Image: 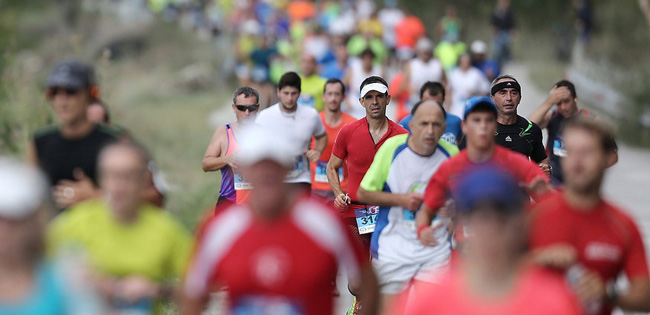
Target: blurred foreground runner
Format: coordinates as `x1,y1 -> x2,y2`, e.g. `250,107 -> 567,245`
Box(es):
416,96 -> 549,249
529,117 -> 650,315
398,167 -> 582,314
182,125 -> 378,315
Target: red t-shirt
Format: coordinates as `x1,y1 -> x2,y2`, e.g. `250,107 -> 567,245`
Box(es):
400,265 -> 583,315
310,112 -> 356,192
423,145 -> 548,211
331,117 -> 408,215
184,197 -> 366,315
529,192 -> 649,315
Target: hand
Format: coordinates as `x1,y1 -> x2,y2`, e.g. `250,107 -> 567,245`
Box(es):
574,269 -> 606,306
532,244 -> 577,269
437,199 -> 456,219
418,220 -> 445,247
304,150 -> 321,163
400,192 -> 423,211
521,176 -> 550,196
548,86 -> 572,105
334,194 -> 350,210
538,163 -> 552,176
53,169 -> 97,208
115,276 -> 159,302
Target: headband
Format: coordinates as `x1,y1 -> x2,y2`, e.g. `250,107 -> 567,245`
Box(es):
360,82 -> 388,98
491,80 -> 521,96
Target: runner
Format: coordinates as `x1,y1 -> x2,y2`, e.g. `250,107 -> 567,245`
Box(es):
310,79 -> 356,200
399,81 -> 463,145
255,72 -> 327,192
343,48 -> 384,119
447,53 -> 490,118
416,96 -> 549,248
357,100 -> 459,314
401,37 -> 446,106
27,59 -> 122,211
459,74 -> 550,176
182,126 -> 378,315
298,53 -> 327,111
202,87 -> 260,206
528,79 -> 605,186
48,142 -> 192,314
529,117 -> 650,315
399,167 -> 582,314
327,75 -> 407,314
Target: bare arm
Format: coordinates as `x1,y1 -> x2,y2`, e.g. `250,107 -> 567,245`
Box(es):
400,62 -> 411,94
202,126 -> 232,172
26,140 -> 38,166
327,154 -> 349,209
305,132 -> 327,162
357,187 -> 423,210
617,277 -> 650,312
529,86 -> 571,128
415,204 -> 443,246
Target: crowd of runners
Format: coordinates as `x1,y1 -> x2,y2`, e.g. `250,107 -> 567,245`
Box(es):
1,1 -> 649,315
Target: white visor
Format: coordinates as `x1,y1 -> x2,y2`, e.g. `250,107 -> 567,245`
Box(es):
360,82 -> 388,98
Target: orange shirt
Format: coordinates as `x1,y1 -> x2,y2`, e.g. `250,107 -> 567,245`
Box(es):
310,111 -> 356,191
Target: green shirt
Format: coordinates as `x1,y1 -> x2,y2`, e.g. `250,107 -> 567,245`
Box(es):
299,74 -> 327,112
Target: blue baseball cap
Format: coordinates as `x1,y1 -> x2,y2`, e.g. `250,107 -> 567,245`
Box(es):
455,165 -> 525,213
463,96 -> 497,120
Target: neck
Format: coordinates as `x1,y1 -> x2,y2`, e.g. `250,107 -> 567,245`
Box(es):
324,108 -> 342,126
564,187 -> 602,210
251,190 -> 295,221
466,143 -> 495,163
407,137 -> 436,156
111,202 -> 141,224
366,115 -> 387,129
497,113 -> 517,125
464,252 -> 521,297
60,118 -> 95,139
280,102 -> 297,113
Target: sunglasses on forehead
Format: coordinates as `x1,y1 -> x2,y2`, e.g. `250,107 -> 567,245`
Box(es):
46,87 -> 81,99
235,104 -> 260,112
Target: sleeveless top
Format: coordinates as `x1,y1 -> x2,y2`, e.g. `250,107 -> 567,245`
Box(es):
219,124 -> 251,204
547,109 -> 592,186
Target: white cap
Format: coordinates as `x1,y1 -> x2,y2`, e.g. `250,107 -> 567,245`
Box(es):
360,82 -> 388,98
415,37 -> 433,52
471,40 -> 487,54
0,158 -> 49,219
237,124 -> 300,167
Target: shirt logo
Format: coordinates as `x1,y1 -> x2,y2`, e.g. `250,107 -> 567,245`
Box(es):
252,247 -> 291,288
505,136 -> 512,142
584,242 -> 622,262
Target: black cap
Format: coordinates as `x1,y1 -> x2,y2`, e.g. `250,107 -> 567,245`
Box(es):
46,59 -> 96,89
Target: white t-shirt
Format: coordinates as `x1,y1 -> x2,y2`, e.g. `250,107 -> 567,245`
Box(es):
448,67 -> 490,117
255,103 -> 326,184
409,58 -> 444,104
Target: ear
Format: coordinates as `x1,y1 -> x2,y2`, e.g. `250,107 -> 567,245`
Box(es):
605,151 -> 618,168
461,120 -> 467,134
90,86 -> 101,99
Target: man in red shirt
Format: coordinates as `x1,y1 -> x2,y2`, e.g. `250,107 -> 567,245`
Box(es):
181,126 -> 378,315
529,117 -> 650,315
327,75 -> 407,313
416,96 -> 549,247
311,79 -> 356,200
399,167 -> 582,315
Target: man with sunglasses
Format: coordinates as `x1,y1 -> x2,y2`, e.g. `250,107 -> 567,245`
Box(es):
202,87 -> 260,206
27,59 -> 121,211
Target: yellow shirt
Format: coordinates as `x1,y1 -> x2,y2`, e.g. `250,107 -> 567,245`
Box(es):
299,74 -> 327,112
47,199 -> 192,282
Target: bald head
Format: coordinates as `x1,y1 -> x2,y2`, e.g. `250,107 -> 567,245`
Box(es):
300,53 -> 317,77
409,100 -> 447,155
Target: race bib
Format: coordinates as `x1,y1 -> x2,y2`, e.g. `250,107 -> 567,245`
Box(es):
403,210 -> 417,231
553,138 -> 567,157
234,169 -> 253,190
355,206 -> 379,234
288,155 -> 304,178
314,160 -> 343,183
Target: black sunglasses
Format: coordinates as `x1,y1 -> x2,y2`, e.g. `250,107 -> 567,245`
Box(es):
235,104 -> 260,112
46,87 -> 80,99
